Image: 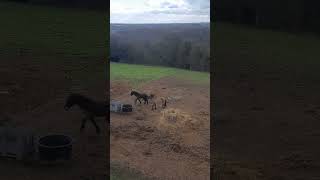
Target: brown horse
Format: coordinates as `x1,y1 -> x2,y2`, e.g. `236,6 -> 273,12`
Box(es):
64,93 -> 107,134
148,94 -> 167,111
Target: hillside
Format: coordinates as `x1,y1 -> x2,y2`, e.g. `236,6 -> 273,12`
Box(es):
110,23 -> 210,71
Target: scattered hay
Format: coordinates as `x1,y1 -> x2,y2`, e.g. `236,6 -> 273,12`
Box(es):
157,108 -> 200,135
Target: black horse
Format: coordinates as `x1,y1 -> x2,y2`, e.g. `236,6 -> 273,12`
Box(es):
64,93 -> 107,134
130,91 -> 149,105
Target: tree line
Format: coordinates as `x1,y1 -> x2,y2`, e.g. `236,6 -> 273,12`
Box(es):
214,0 -> 320,33
111,24 -> 210,72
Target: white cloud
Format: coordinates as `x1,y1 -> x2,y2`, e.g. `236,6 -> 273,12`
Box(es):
145,0 -> 189,9
111,0 -> 210,23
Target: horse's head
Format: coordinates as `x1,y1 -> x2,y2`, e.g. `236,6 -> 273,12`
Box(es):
64,93 -> 80,111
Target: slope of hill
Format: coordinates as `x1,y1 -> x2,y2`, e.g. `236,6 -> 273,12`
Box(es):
110,23 -> 210,71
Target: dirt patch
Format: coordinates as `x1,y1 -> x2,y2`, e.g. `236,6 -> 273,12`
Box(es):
214,65 -> 320,179
0,59 -> 68,115
0,56 -> 107,180
110,80 -> 132,98
110,77 -> 210,179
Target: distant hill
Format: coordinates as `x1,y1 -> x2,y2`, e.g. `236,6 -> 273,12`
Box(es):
110,23 -> 210,72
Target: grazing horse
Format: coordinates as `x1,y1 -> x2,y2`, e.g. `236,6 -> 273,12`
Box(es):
64,93 -> 107,134
130,91 -> 149,105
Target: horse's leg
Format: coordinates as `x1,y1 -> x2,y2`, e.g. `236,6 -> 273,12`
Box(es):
90,116 -> 100,134
135,98 -> 141,105
152,103 -> 156,110
161,99 -> 167,108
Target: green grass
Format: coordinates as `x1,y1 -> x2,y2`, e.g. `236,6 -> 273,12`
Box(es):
110,62 -> 210,87
0,1 -> 108,60
0,1 -> 108,85
214,23 -> 320,79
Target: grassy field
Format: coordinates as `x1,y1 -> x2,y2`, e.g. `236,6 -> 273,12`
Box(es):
110,62 -> 210,86
0,1 -> 108,85
0,1 -> 107,60
214,23 -> 320,78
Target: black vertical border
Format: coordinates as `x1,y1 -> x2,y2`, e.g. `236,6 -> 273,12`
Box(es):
210,0 -> 215,179
106,0 -> 111,178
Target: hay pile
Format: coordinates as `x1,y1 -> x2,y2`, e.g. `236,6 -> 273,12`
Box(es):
157,108 -> 200,135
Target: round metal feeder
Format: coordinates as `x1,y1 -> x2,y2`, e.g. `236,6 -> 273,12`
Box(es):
110,101 -> 133,113
122,104 -> 133,112
37,134 -> 72,161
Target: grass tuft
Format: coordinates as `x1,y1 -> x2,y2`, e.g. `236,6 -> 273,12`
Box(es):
110,62 -> 209,87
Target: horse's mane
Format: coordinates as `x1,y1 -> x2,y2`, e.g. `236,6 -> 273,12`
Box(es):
130,90 -> 140,95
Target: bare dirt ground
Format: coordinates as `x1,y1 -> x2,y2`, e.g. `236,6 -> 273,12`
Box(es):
0,56 -> 107,180
213,64 -> 320,180
110,77 -> 210,180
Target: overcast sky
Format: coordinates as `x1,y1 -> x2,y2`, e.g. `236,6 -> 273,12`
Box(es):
111,0 -> 210,24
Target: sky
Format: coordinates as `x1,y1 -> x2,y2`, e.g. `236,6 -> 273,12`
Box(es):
111,0 -> 210,24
